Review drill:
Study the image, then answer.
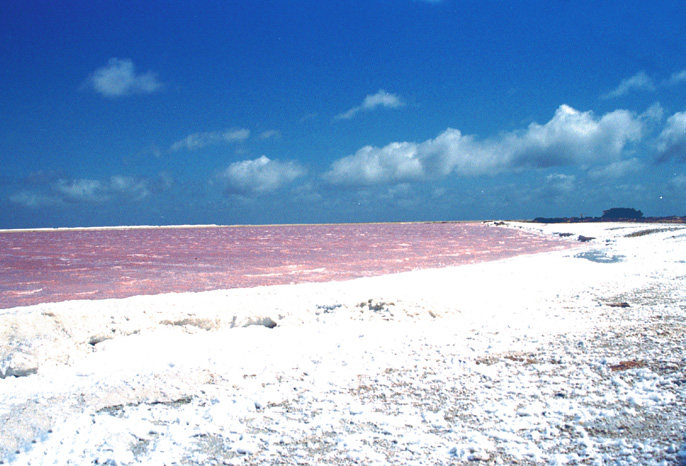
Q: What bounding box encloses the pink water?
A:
[0,222,576,309]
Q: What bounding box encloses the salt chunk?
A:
[235,438,260,455]
[0,351,39,378]
[516,402,543,417]
[422,410,448,429]
[348,403,365,415]
[449,445,490,461]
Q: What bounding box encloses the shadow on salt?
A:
[574,249,625,264]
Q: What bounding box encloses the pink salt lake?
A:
[0,222,576,309]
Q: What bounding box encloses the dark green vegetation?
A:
[533,207,686,224]
[601,208,643,219]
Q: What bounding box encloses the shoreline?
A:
[1,222,685,464]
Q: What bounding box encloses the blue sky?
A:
[2,0,686,228]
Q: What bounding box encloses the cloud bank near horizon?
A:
[10,174,172,208]
[11,102,686,214]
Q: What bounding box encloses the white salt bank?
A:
[1,222,685,465]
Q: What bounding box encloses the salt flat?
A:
[1,222,685,465]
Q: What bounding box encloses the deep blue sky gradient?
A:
[2,1,686,227]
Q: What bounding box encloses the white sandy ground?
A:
[1,222,685,465]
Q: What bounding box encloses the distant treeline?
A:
[533,208,686,224]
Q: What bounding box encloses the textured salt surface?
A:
[1,221,685,465]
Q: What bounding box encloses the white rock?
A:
[0,351,39,378]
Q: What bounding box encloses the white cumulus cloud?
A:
[669,174,686,190]
[53,176,153,203]
[11,174,170,209]
[506,105,643,168]
[656,111,686,162]
[539,173,577,199]
[9,191,60,208]
[640,102,664,122]
[54,179,108,203]
[667,69,686,86]
[85,58,163,98]
[602,71,656,99]
[324,142,424,186]
[336,89,405,120]
[170,128,250,152]
[108,176,151,200]
[217,156,306,195]
[260,130,281,140]
[325,104,644,187]
[587,158,642,179]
